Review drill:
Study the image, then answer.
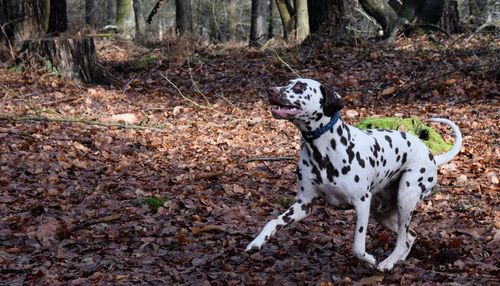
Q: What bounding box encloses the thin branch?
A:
[0,115,164,132]
[159,72,220,113]
[267,48,301,78]
[40,95,83,106]
[59,213,122,238]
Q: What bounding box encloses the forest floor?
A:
[0,33,499,285]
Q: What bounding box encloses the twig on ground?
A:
[0,115,164,132]
[244,156,296,163]
[159,72,220,112]
[68,213,122,233]
[41,95,83,106]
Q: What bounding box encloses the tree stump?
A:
[18,36,119,85]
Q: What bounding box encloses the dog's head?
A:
[267,78,344,130]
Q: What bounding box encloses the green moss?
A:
[133,55,161,70]
[143,196,167,211]
[274,195,295,209]
[354,117,453,155]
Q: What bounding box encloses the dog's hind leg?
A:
[377,167,435,271]
[246,195,315,251]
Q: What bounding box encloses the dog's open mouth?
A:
[271,104,301,119]
[269,98,301,119]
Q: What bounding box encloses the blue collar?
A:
[301,112,341,141]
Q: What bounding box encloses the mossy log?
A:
[18,36,119,85]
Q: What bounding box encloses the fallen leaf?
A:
[36,217,60,247]
[353,275,384,286]
[381,86,395,96]
[191,224,225,235]
[443,78,457,85]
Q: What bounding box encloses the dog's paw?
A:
[377,259,395,272]
[245,238,265,252]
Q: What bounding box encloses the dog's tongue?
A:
[271,106,301,118]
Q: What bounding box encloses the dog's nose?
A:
[267,87,279,97]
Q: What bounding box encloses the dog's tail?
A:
[426,118,462,166]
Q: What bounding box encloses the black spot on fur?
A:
[418,177,423,182]
[331,139,336,150]
[384,135,393,148]
[356,152,365,168]
[346,143,355,163]
[296,166,302,181]
[401,132,407,139]
[292,81,307,94]
[369,157,375,168]
[428,177,434,182]
[359,226,364,233]
[342,165,351,175]
[401,153,407,165]
[372,139,381,158]
[395,147,399,154]
[406,241,410,248]
[406,181,410,187]
[420,168,426,173]
[340,136,348,146]
[407,140,411,147]
[396,155,401,162]
[418,182,426,192]
[282,208,295,223]
[302,160,309,167]
[361,196,365,201]
[337,126,343,136]
[419,129,429,140]
[355,175,360,182]
[301,203,313,214]
[429,152,435,162]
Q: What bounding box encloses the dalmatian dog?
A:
[246,78,462,271]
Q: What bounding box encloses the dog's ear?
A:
[320,85,344,117]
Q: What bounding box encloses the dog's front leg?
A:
[352,195,377,266]
[245,196,314,251]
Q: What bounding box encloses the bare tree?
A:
[249,0,269,47]
[176,0,193,34]
[294,0,309,42]
[117,0,136,39]
[48,0,68,33]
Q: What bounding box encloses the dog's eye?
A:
[292,82,307,94]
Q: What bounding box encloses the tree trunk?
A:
[227,0,237,41]
[268,0,275,38]
[439,0,461,33]
[249,0,269,47]
[133,0,146,38]
[307,0,346,33]
[275,0,293,39]
[116,0,136,39]
[175,0,193,34]
[85,0,98,26]
[18,37,101,83]
[0,0,46,44]
[358,0,400,38]
[47,0,68,34]
[294,0,309,43]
